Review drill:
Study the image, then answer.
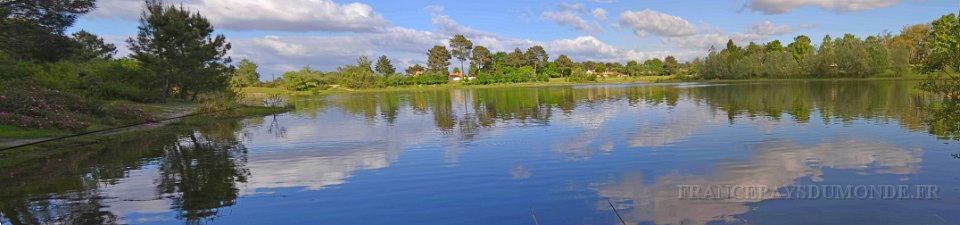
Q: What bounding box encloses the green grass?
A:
[0,125,73,139]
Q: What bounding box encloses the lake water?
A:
[2,80,959,225]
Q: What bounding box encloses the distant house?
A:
[449,72,465,81]
[599,71,625,78]
[413,71,424,76]
[586,70,625,77]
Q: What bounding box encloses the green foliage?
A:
[525,45,548,73]
[375,55,396,75]
[554,54,574,77]
[230,59,260,88]
[405,64,425,75]
[642,58,664,75]
[282,66,328,91]
[71,30,117,60]
[427,45,451,73]
[449,34,473,75]
[700,32,911,79]
[0,0,95,62]
[917,12,960,96]
[128,1,233,102]
[507,48,526,67]
[664,56,680,75]
[565,67,597,83]
[471,46,491,71]
[469,66,546,84]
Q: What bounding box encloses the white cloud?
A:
[589,0,618,3]
[662,33,732,50]
[661,21,796,50]
[798,23,817,29]
[424,5,445,13]
[619,9,698,37]
[87,0,390,32]
[544,36,703,63]
[592,8,608,20]
[744,0,901,14]
[558,2,586,12]
[542,11,604,34]
[748,20,794,36]
[542,3,605,34]
[230,27,438,74]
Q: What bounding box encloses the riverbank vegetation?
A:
[0,0,281,140]
[268,34,692,93]
[265,10,960,97]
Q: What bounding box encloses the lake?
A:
[1,80,958,225]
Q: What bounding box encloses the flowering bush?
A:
[0,86,155,131]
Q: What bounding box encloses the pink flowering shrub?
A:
[0,87,155,130]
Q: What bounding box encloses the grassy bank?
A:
[243,73,932,96]
[244,76,671,95]
[0,99,291,148]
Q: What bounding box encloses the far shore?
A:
[244,74,928,96]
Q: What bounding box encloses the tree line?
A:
[278,34,691,91]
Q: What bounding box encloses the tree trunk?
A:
[161,78,171,104]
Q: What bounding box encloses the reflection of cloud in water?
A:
[629,100,724,147]
[552,102,622,160]
[239,107,435,194]
[511,165,532,180]
[243,144,397,193]
[597,138,923,225]
[100,167,174,223]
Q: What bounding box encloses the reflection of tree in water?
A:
[0,117,252,225]
[156,120,250,224]
[926,99,960,141]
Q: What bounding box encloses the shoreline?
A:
[0,105,289,149]
[246,75,928,95]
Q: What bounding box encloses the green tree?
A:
[405,64,425,75]
[889,42,911,76]
[471,45,491,71]
[375,55,396,75]
[506,48,525,67]
[787,35,814,62]
[764,40,785,53]
[524,45,548,73]
[815,35,837,77]
[625,60,640,76]
[71,29,117,60]
[449,34,473,76]
[595,64,606,73]
[554,54,574,77]
[128,1,233,102]
[0,0,95,61]
[891,24,931,64]
[864,35,889,75]
[427,45,451,73]
[919,12,960,97]
[231,58,259,87]
[664,56,680,75]
[643,58,664,75]
[835,34,869,77]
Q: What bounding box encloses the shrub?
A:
[0,86,156,131]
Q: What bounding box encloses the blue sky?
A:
[72,0,957,77]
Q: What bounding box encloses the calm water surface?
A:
[2,80,959,224]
